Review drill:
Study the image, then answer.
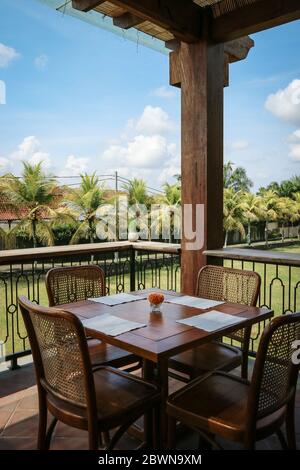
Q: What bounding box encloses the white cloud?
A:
[265,79,300,125]
[158,158,180,184]
[103,134,174,169]
[29,151,52,168]
[229,140,249,151]
[34,54,48,70]
[0,157,9,169]
[151,86,175,99]
[101,105,180,185]
[288,129,300,161]
[64,155,90,175]
[12,136,52,168]
[134,106,177,135]
[0,43,19,68]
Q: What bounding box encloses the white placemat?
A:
[176,310,246,332]
[88,292,147,306]
[166,295,224,310]
[82,314,146,337]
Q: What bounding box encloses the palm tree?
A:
[122,178,149,206]
[122,178,150,239]
[293,192,300,239]
[0,162,65,248]
[224,161,253,192]
[152,183,181,242]
[65,173,106,244]
[277,196,299,241]
[223,188,245,247]
[257,189,281,246]
[241,192,265,246]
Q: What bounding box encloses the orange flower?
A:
[148,292,164,305]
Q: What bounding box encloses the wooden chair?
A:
[167,312,300,450]
[169,265,261,381]
[45,265,139,370]
[18,296,160,450]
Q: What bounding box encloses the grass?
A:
[1,244,299,358]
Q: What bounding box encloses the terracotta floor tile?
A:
[2,409,39,438]
[0,437,37,450]
[51,437,89,450]
[0,410,13,433]
[0,362,299,450]
[54,421,88,438]
[16,393,39,411]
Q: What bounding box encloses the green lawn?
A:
[1,244,299,359]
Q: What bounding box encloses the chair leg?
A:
[45,417,58,450]
[152,405,160,450]
[167,416,176,449]
[103,431,110,447]
[286,400,297,450]
[37,396,48,450]
[241,351,249,380]
[144,409,154,449]
[88,430,99,450]
[276,428,288,450]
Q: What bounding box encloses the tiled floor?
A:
[0,363,299,450]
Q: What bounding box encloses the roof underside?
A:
[38,0,300,53]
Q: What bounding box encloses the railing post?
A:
[10,356,20,371]
[130,248,136,292]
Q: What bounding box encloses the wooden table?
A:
[60,289,274,446]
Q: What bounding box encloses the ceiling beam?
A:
[73,0,203,42]
[170,36,254,89]
[113,12,143,29]
[72,0,106,12]
[212,0,300,42]
[224,36,254,63]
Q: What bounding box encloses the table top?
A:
[61,289,274,363]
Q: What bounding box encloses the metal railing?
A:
[0,241,180,368]
[205,247,300,354]
[1,242,299,368]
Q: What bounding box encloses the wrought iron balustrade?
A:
[0,241,180,368]
[205,247,300,355]
[1,242,299,368]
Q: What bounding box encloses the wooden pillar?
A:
[170,40,224,295]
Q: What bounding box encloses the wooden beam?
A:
[171,42,224,294]
[224,36,254,63]
[212,0,300,42]
[169,50,181,88]
[72,0,105,12]
[223,53,229,87]
[113,12,143,29]
[165,39,180,52]
[170,36,252,89]
[93,0,203,42]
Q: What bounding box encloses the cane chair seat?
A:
[167,313,300,450]
[169,342,242,380]
[169,265,261,381]
[167,372,287,443]
[45,265,139,370]
[47,366,160,432]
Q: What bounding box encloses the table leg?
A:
[142,359,157,447]
[156,357,169,448]
[143,358,169,448]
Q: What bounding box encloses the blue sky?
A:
[0,0,300,191]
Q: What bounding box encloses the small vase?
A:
[150,302,162,313]
[128,232,139,242]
